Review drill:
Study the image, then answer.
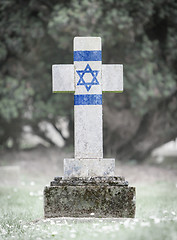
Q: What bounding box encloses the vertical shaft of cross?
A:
[74,37,103,160]
[52,36,123,177]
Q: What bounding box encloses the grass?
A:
[0,178,177,240]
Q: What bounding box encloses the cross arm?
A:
[102,64,123,92]
[52,64,74,93]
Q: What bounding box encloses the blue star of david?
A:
[76,64,100,92]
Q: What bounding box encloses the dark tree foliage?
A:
[0,0,176,161]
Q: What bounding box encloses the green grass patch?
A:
[0,181,177,240]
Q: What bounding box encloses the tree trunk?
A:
[103,90,177,161]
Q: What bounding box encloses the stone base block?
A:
[64,158,115,178]
[44,177,136,218]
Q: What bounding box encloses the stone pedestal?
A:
[44,177,136,218]
[64,158,115,178]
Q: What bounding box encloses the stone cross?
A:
[52,37,123,178]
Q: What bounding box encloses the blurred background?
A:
[0,0,177,166]
[1,2,177,238]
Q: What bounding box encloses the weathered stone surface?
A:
[74,37,103,159]
[52,37,124,178]
[52,64,74,92]
[47,37,136,219]
[64,158,115,178]
[51,176,128,187]
[44,177,136,218]
[51,176,128,186]
[102,64,123,92]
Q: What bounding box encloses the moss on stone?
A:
[44,179,136,218]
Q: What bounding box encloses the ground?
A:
[0,147,177,240]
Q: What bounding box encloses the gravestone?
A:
[44,37,136,218]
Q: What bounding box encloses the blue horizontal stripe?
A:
[74,94,102,105]
[74,51,102,61]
